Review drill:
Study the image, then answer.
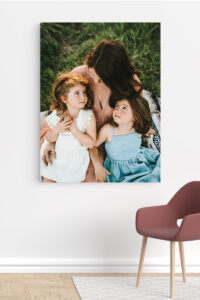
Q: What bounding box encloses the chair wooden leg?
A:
[136,236,148,287]
[179,242,186,282]
[170,241,175,298]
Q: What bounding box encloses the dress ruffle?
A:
[105,147,160,182]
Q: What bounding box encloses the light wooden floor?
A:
[0,273,199,300]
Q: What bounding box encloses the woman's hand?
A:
[94,163,111,182]
[145,127,156,137]
[42,142,56,166]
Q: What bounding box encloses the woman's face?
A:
[113,100,134,125]
[88,68,101,84]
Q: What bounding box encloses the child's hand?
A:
[54,115,71,134]
[66,116,78,133]
[94,163,111,182]
[145,127,156,137]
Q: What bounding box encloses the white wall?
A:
[0,1,200,273]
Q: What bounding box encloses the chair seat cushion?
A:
[138,225,180,241]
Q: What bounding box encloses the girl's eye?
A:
[75,91,79,95]
[122,106,127,110]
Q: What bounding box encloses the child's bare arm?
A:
[95,124,112,147]
[69,112,96,148]
[89,124,112,182]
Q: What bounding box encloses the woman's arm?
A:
[89,124,112,182]
[133,73,143,96]
[40,118,50,148]
[133,73,141,84]
[45,129,59,143]
[89,147,111,182]
[89,125,109,172]
[42,142,56,166]
[68,112,96,148]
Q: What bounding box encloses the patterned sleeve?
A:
[85,110,93,128]
[142,90,161,152]
[45,110,60,129]
[80,109,93,132]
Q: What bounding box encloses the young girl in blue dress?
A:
[90,95,160,182]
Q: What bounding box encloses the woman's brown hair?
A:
[112,95,152,135]
[85,39,142,107]
[50,72,93,113]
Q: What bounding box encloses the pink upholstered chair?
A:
[136,181,200,298]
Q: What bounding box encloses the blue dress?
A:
[104,128,160,182]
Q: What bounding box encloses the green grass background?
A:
[40,23,160,111]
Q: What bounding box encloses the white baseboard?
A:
[0,258,200,273]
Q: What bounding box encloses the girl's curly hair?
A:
[112,94,152,135]
[50,72,93,113]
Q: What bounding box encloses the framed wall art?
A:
[40,23,160,183]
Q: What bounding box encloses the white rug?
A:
[73,276,200,300]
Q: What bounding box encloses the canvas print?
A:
[40,23,160,183]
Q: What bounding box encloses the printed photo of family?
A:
[40,23,161,183]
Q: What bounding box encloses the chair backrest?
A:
[168,181,200,219]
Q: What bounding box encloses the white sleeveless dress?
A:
[40,109,93,182]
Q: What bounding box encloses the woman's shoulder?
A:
[72,64,86,72]
[71,65,90,80]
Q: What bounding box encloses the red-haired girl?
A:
[40,72,96,182]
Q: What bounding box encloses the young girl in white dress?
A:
[40,72,96,182]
